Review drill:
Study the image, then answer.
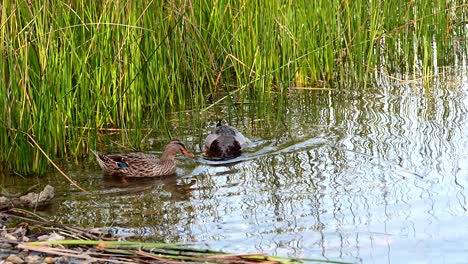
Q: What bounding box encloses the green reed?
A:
[0,0,466,175]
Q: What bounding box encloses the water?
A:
[2,72,468,263]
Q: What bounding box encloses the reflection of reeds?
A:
[0,0,465,174]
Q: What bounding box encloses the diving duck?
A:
[203,121,250,160]
[91,139,194,177]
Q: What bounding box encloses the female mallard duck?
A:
[203,121,250,160]
[91,139,194,177]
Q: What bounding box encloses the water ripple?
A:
[16,71,468,263]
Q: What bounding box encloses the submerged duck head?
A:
[203,121,250,160]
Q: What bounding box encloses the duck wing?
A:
[105,153,159,168]
[92,151,157,169]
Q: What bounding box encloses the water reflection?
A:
[4,71,468,263]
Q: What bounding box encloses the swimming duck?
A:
[203,121,250,160]
[91,139,194,177]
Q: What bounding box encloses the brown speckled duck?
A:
[203,121,250,160]
[91,139,194,177]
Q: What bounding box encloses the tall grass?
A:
[0,0,466,175]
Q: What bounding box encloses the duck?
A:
[203,120,250,160]
[91,139,194,177]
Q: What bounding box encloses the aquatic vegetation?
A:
[0,0,466,174]
[1,209,352,263]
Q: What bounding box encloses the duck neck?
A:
[160,152,175,161]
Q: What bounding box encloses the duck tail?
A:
[90,150,108,169]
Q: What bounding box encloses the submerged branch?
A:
[5,128,87,192]
[26,133,88,192]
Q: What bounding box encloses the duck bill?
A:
[182,149,195,158]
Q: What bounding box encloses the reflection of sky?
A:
[7,71,467,263]
[181,75,468,262]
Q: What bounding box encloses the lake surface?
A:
[2,70,468,263]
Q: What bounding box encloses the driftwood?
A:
[0,185,54,210]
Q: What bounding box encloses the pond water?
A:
[2,70,468,263]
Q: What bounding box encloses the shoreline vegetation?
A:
[1,1,467,174]
[0,209,351,264]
